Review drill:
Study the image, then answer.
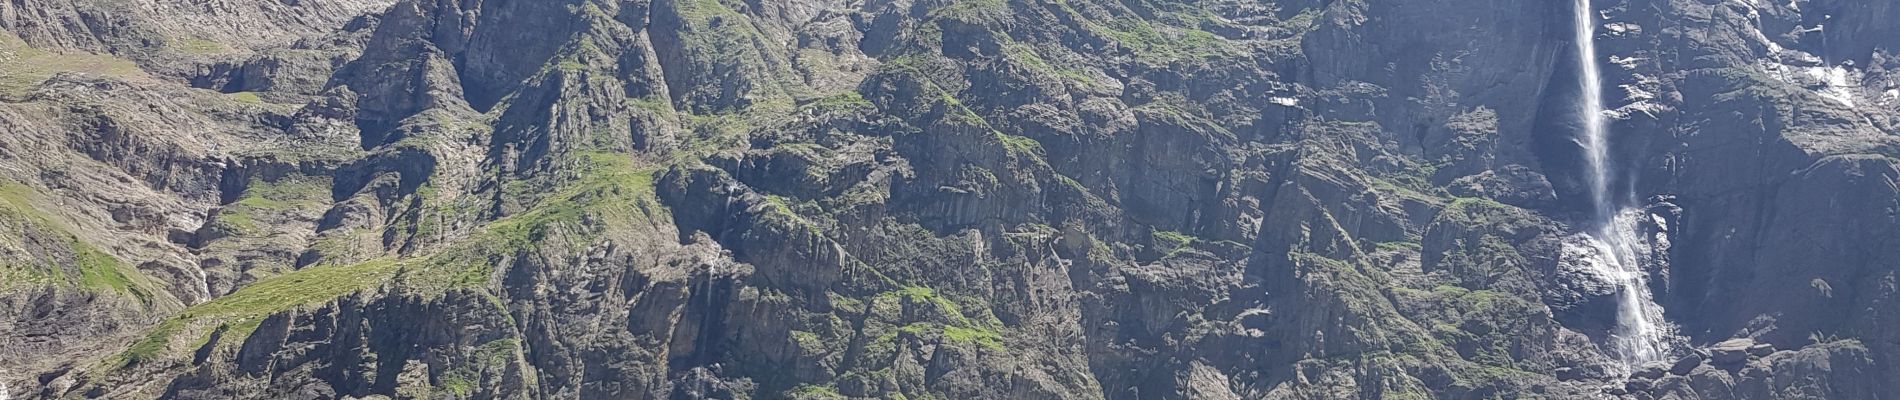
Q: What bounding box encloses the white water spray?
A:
[1573,0,1671,366]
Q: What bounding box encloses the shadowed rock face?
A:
[1,0,1896,398]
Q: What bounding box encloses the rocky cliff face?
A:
[1,0,1896,399]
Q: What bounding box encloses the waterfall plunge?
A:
[1572,0,1672,366]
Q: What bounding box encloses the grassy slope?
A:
[0,32,149,98]
[0,180,164,302]
[113,150,667,368]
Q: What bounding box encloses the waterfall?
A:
[1575,0,1612,219]
[1572,0,1672,365]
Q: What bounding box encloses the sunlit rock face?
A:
[1,0,1897,398]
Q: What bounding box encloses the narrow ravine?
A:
[1572,0,1673,366]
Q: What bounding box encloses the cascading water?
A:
[1571,0,1672,366]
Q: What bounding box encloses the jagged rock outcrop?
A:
[2,0,1898,399]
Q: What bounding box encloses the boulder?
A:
[1626,378,1654,392]
[1554,367,1586,381]
[1748,343,1776,357]
[1631,362,1668,380]
[1670,353,1704,375]
[1710,338,1755,364]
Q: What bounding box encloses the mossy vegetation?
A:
[761,193,826,231]
[1151,230,1202,258]
[663,0,798,110]
[1277,8,1322,32]
[1000,40,1103,89]
[996,132,1043,156]
[1441,196,1515,223]
[398,150,664,293]
[1364,158,1449,205]
[1151,230,1193,248]
[435,338,523,396]
[942,324,1005,350]
[868,285,1007,351]
[1401,284,1545,370]
[787,384,846,399]
[1283,246,1557,393]
[1085,17,1233,63]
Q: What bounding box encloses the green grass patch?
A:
[942,325,1004,351]
[876,285,1008,351]
[438,374,476,397]
[787,384,846,399]
[236,177,329,209]
[1085,17,1233,63]
[1000,40,1102,89]
[0,181,159,301]
[0,31,148,97]
[174,38,228,54]
[1152,230,1193,247]
[1447,196,1510,211]
[790,330,825,351]
[1151,230,1199,258]
[119,257,402,366]
[435,337,522,396]
[226,91,265,104]
[1374,240,1423,252]
[212,176,330,236]
[116,151,666,370]
[1279,8,1321,32]
[395,150,665,293]
[70,239,140,297]
[997,132,1043,156]
[933,0,1009,24]
[1438,196,1515,224]
[881,285,966,322]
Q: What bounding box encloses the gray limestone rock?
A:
[3,0,1900,398]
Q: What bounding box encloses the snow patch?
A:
[1604,22,1642,37]
[1804,65,1859,107]
[1767,60,1865,108]
[1607,74,1665,120]
[1268,97,1298,107]
[1610,55,1647,70]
